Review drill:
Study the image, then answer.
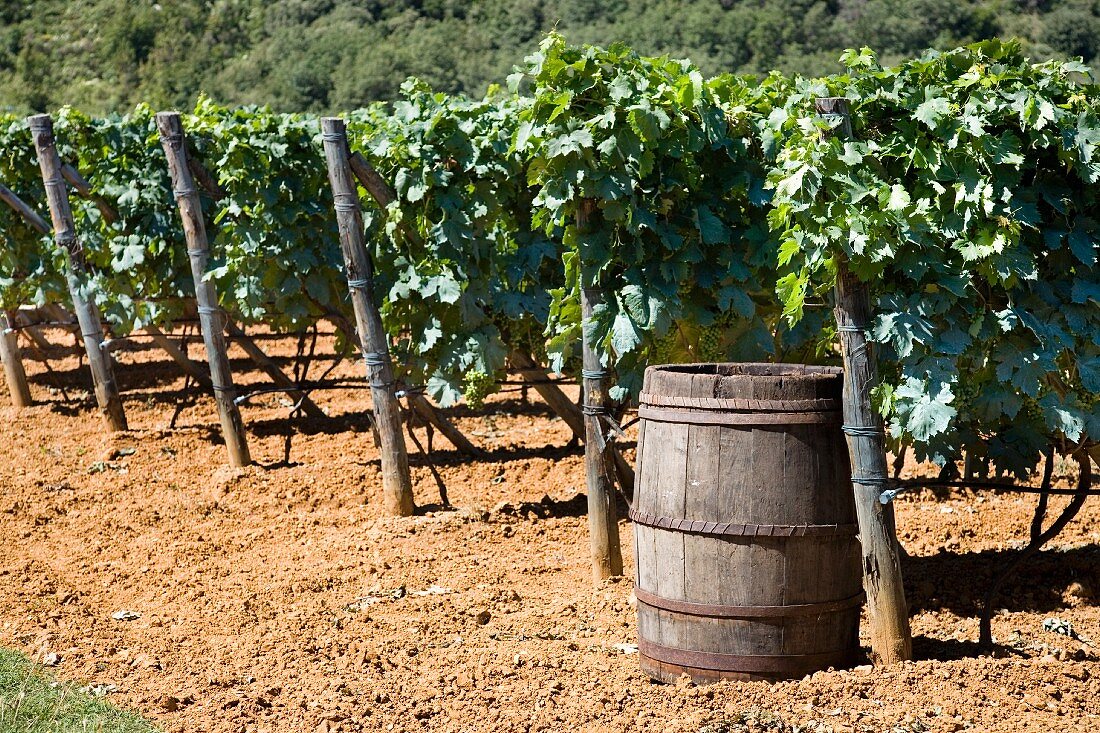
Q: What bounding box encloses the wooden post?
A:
[28,114,128,431]
[155,112,250,467]
[816,97,912,665]
[0,181,51,234]
[223,320,328,419]
[346,151,484,458]
[144,324,212,389]
[578,200,623,581]
[136,151,322,414]
[0,311,32,406]
[321,117,414,516]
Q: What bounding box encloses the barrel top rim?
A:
[645,362,842,379]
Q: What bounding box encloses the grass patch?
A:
[0,647,158,733]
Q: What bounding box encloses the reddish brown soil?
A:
[1,329,1098,733]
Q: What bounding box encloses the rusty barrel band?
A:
[628,507,858,538]
[634,586,865,619]
[637,405,840,426]
[638,639,860,675]
[639,392,840,412]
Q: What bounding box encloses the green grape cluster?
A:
[652,332,679,364]
[697,324,726,362]
[462,370,497,410]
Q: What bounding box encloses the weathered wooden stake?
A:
[0,181,51,234]
[816,97,912,665]
[578,200,623,582]
[28,114,128,431]
[0,311,32,406]
[346,150,483,458]
[144,324,212,389]
[156,112,250,467]
[509,348,634,497]
[321,117,414,516]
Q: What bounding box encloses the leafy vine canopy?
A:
[1,36,1098,479]
[769,40,1100,476]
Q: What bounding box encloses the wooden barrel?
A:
[632,363,863,683]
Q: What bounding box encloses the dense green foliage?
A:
[347,84,555,405]
[187,99,346,329]
[3,1,1100,114]
[0,35,1097,479]
[0,103,348,333]
[769,39,1100,475]
[513,36,814,398]
[0,647,158,733]
[0,118,64,309]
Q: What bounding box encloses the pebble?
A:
[111,610,141,621]
[1022,693,1045,709]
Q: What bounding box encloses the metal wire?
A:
[842,424,883,437]
[880,479,1100,505]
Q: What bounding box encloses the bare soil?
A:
[1,329,1098,733]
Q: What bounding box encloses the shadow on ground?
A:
[902,545,1099,616]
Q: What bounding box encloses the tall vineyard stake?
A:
[816,98,912,664]
[0,311,32,406]
[28,114,128,431]
[320,117,414,516]
[345,151,484,459]
[174,154,329,420]
[578,199,623,581]
[46,162,223,391]
[155,112,251,467]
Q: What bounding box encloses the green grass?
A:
[0,648,158,733]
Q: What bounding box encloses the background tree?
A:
[1,1,1099,113]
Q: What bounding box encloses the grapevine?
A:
[0,36,1095,483]
[768,40,1100,476]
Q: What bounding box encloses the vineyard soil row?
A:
[0,330,1097,733]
